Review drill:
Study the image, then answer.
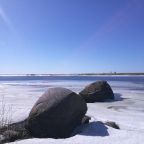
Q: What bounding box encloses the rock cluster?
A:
[0,81,115,143]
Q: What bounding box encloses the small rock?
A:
[81,116,91,124]
[3,130,20,142]
[105,121,120,129]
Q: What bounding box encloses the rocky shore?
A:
[0,81,120,143]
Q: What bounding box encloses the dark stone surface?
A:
[26,87,87,138]
[81,115,91,124]
[105,121,120,129]
[79,81,114,103]
[2,130,23,143]
[0,120,31,144]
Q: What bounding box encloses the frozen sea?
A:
[0,75,144,144]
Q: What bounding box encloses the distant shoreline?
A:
[0,73,144,76]
[78,73,144,76]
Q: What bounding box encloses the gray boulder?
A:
[79,81,114,103]
[26,87,87,138]
[0,120,30,144]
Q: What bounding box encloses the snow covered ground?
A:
[0,78,144,144]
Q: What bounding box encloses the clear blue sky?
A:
[0,0,144,74]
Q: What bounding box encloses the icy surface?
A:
[0,77,144,144]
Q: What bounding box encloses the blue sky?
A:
[0,0,144,74]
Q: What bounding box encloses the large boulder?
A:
[79,81,114,103]
[26,87,87,138]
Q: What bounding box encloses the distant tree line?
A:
[79,72,144,76]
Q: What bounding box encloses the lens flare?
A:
[0,5,17,34]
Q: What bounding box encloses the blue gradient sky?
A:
[0,0,144,74]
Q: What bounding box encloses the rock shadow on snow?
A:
[114,93,124,101]
[73,121,109,137]
[105,93,125,103]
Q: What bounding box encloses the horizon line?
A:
[0,72,144,75]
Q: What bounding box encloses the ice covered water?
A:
[0,75,144,144]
